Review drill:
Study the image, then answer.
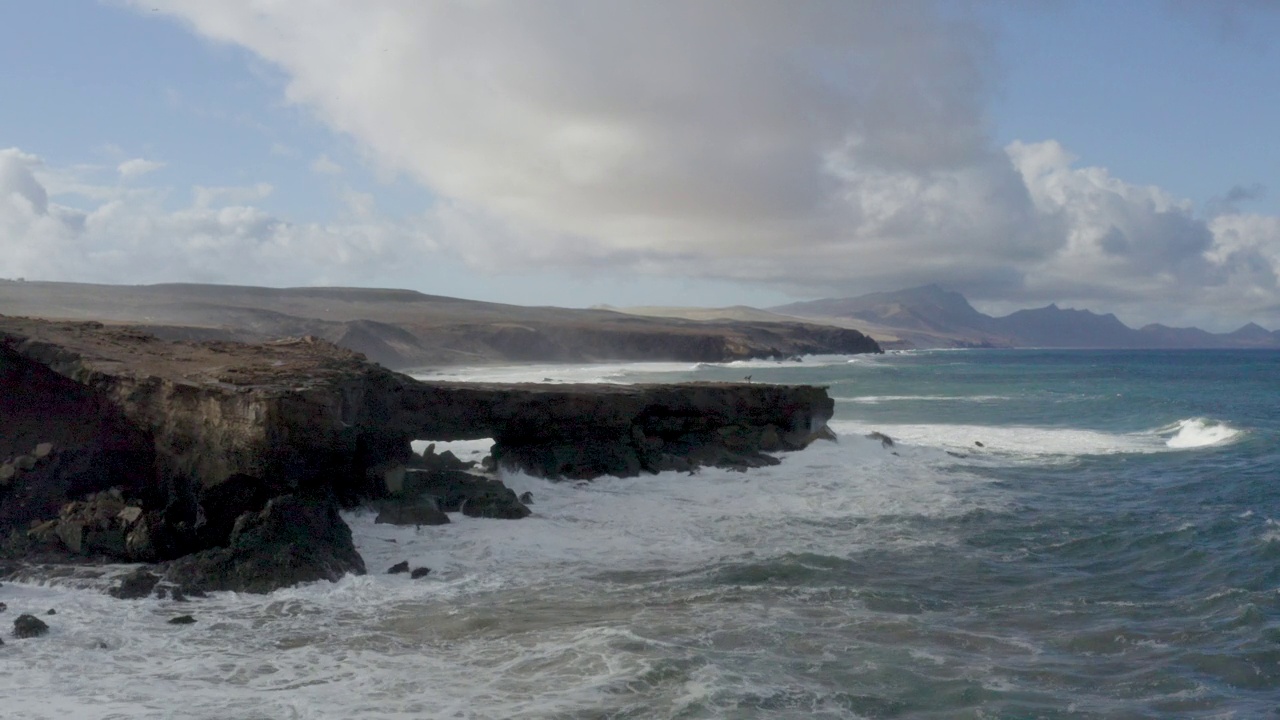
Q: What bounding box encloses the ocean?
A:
[2,349,1278,718]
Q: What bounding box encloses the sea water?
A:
[2,349,1278,718]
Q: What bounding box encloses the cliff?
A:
[0,316,836,589]
[0,281,883,368]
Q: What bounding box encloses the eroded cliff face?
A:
[1,317,837,583]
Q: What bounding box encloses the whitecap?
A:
[1160,417,1241,449]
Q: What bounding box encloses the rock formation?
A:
[1,316,841,592]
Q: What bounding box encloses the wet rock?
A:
[375,499,450,527]
[164,494,366,594]
[867,431,895,448]
[109,568,161,600]
[402,470,530,520]
[0,602,7,612]
[154,586,167,599]
[168,615,196,625]
[46,609,55,615]
[13,613,49,638]
[415,445,475,472]
[196,473,280,549]
[387,560,409,574]
[974,441,985,447]
[518,491,533,504]
[410,567,431,579]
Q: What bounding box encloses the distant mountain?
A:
[772,285,1280,350]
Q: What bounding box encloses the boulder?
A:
[109,568,160,599]
[168,615,196,625]
[402,470,530,520]
[46,491,148,560]
[164,494,366,594]
[375,499,450,526]
[13,613,49,638]
[387,561,409,574]
[410,567,430,579]
[518,491,533,504]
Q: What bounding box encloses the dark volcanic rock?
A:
[867,431,894,448]
[168,615,196,625]
[387,560,409,574]
[196,473,280,549]
[13,613,49,638]
[110,568,161,600]
[375,499,450,526]
[518,491,533,504]
[403,470,530,519]
[410,567,430,579]
[164,494,366,594]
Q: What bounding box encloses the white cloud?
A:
[192,182,274,209]
[0,147,434,287]
[310,154,343,176]
[51,2,1280,326]
[117,158,166,179]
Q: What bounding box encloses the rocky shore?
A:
[1,316,841,597]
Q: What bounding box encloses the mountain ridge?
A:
[772,285,1280,349]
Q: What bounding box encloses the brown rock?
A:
[56,519,85,554]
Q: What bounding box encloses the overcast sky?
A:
[2,1,1278,330]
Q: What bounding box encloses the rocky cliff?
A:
[1,316,836,591]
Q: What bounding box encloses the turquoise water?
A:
[4,350,1278,719]
[605,349,1280,718]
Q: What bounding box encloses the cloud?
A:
[117,158,166,179]
[0,147,433,287]
[76,2,1280,327]
[310,154,343,176]
[1207,183,1266,217]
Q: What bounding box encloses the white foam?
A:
[846,395,1013,405]
[832,416,1242,463]
[0,437,1000,718]
[1161,417,1241,449]
[408,437,494,458]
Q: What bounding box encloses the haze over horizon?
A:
[3,1,1279,332]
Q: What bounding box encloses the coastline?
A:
[1,316,851,596]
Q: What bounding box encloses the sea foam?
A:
[1160,417,1241,449]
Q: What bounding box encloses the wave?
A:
[1158,417,1242,449]
[845,395,1012,405]
[831,416,1243,461]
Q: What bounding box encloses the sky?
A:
[1,1,1279,331]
